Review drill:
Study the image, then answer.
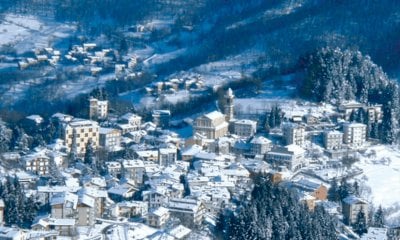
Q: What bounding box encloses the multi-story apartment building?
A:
[122,160,145,185]
[282,123,306,146]
[142,189,168,210]
[76,195,96,226]
[89,98,108,120]
[250,136,272,155]
[343,123,367,147]
[342,195,368,225]
[99,128,121,150]
[148,207,170,228]
[51,192,79,219]
[366,105,383,123]
[266,144,306,172]
[152,110,171,128]
[193,111,229,139]
[232,119,257,138]
[158,148,177,167]
[112,201,148,218]
[105,161,122,178]
[118,113,142,129]
[62,119,99,155]
[323,130,343,150]
[339,102,382,123]
[23,151,50,176]
[168,198,206,227]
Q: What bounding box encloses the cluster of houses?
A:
[18,47,62,69]
[144,75,206,96]
[0,88,392,239]
[17,43,140,79]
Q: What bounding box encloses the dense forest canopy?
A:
[216,174,337,240]
[298,47,393,104]
[298,47,400,143]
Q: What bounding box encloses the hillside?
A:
[0,0,400,115]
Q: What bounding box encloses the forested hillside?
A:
[216,174,337,240]
[1,0,400,119]
[298,47,400,144]
[2,0,400,74]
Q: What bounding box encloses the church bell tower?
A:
[223,88,234,121]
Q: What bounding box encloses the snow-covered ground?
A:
[106,223,158,239]
[192,48,263,87]
[227,0,306,30]
[355,145,400,208]
[0,14,81,105]
[0,14,76,54]
[60,73,114,99]
[161,44,266,89]
[234,98,336,117]
[143,48,187,66]
[0,70,114,105]
[163,90,191,104]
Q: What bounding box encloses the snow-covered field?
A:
[0,14,80,104]
[234,98,336,117]
[143,48,187,66]
[0,14,76,54]
[192,48,263,87]
[227,0,306,30]
[355,145,400,208]
[164,45,265,89]
[60,73,114,99]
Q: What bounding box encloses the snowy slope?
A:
[355,145,400,208]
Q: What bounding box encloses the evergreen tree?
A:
[349,110,357,122]
[265,123,270,135]
[268,105,284,128]
[328,178,340,202]
[0,120,12,153]
[356,108,366,124]
[274,105,283,127]
[48,158,64,186]
[23,195,40,228]
[119,37,129,55]
[1,176,39,228]
[43,121,56,143]
[84,139,95,165]
[373,205,385,228]
[268,109,276,128]
[179,174,191,197]
[353,209,368,236]
[339,179,352,201]
[68,128,79,166]
[11,126,29,151]
[353,181,360,197]
[381,104,396,144]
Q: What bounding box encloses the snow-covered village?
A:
[0,84,397,239]
[0,1,400,240]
